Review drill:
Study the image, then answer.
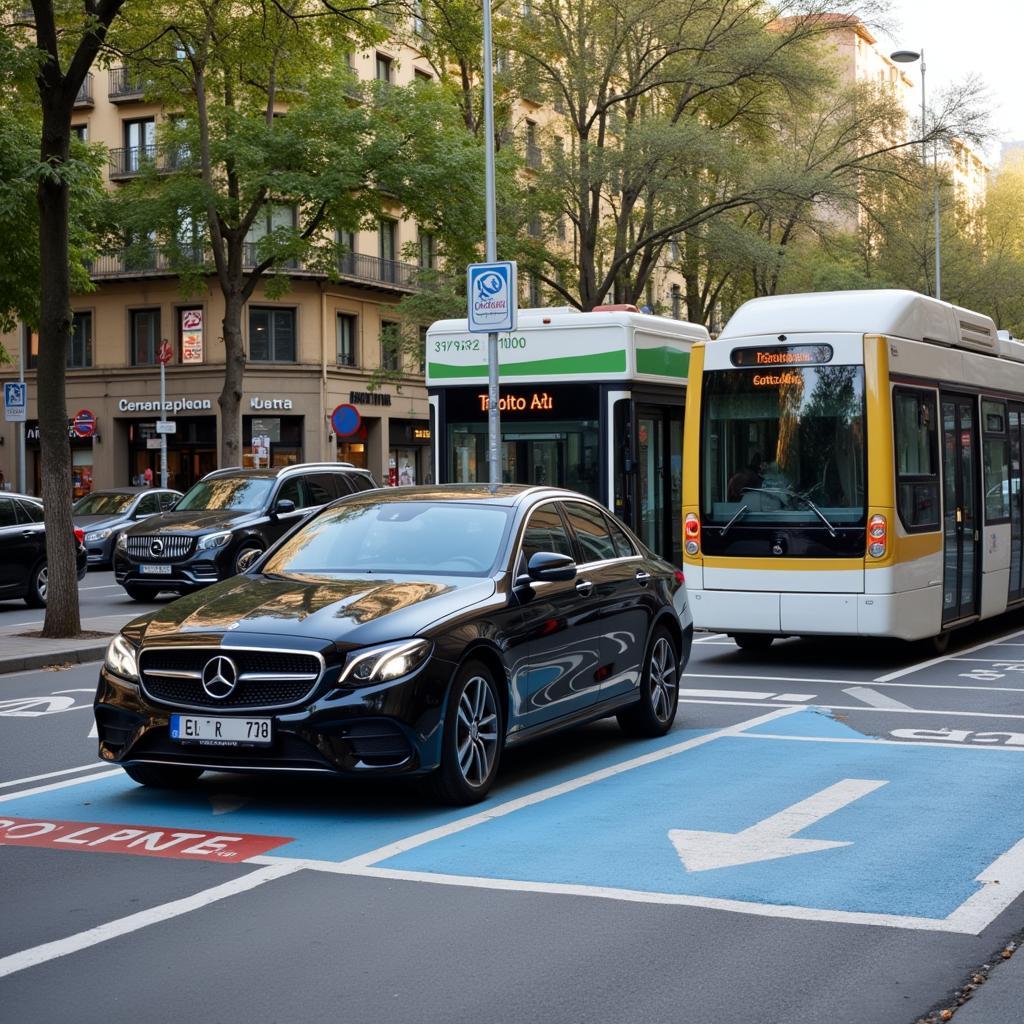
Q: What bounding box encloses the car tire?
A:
[233,542,263,575]
[424,659,504,806]
[732,632,774,652]
[123,583,151,602]
[617,626,680,738]
[24,561,47,608]
[123,764,204,788]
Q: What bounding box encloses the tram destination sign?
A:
[731,344,834,367]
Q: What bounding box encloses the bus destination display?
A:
[730,344,833,368]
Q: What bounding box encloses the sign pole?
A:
[482,0,500,489]
[18,328,26,494]
[159,348,168,488]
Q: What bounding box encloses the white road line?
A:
[0,862,299,980]
[678,689,815,702]
[0,763,110,791]
[951,657,1024,663]
[843,687,914,711]
[734,732,1024,753]
[947,836,1024,934]
[684,672,1024,695]
[0,768,121,803]
[874,629,1024,682]
[775,693,817,702]
[78,585,123,592]
[678,698,1024,720]
[334,707,802,872]
[88,721,98,739]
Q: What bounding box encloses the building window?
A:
[525,120,541,169]
[671,284,681,320]
[68,312,92,368]
[71,124,88,142]
[414,68,432,83]
[381,320,400,371]
[249,307,296,363]
[245,204,297,267]
[418,325,427,374]
[412,0,425,36]
[130,308,161,366]
[379,217,398,263]
[123,117,156,172]
[418,231,436,270]
[337,313,357,367]
[556,215,566,240]
[375,53,393,83]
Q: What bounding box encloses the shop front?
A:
[124,415,217,492]
[388,419,433,485]
[26,419,97,500]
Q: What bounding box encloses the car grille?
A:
[126,534,195,560]
[139,647,323,711]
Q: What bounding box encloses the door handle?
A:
[575,579,594,596]
[21,530,35,538]
[635,570,651,586]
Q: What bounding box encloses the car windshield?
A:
[175,477,274,512]
[263,500,512,577]
[73,492,136,515]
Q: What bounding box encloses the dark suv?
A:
[113,463,377,600]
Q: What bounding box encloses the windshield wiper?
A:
[789,492,837,537]
[720,504,749,537]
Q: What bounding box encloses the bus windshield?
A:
[701,364,866,527]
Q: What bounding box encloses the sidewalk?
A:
[0,613,136,674]
[944,947,1022,1023]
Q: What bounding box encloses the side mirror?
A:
[274,499,297,516]
[527,551,577,583]
[236,547,261,573]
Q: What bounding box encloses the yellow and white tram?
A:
[682,289,1023,647]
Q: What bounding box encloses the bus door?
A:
[941,393,980,622]
[635,404,683,565]
[1008,404,1024,602]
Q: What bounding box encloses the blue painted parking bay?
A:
[6,710,1024,932]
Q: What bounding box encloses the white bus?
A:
[682,288,1021,649]
[427,305,709,563]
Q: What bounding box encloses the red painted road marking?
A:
[0,817,292,861]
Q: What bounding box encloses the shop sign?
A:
[72,409,97,438]
[478,391,553,413]
[250,397,293,410]
[349,391,391,407]
[181,309,204,364]
[25,420,91,442]
[331,403,362,438]
[118,398,212,413]
[413,428,431,440]
[250,418,281,443]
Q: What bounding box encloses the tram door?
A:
[941,394,980,623]
[634,404,684,565]
[1008,404,1024,603]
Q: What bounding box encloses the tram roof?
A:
[719,289,999,353]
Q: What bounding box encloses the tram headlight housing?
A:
[868,514,887,558]
[684,514,701,557]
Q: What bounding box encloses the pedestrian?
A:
[143,465,153,487]
[0,469,5,491]
[727,452,763,501]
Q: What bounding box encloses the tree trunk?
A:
[218,291,245,467]
[37,104,81,638]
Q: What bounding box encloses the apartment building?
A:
[0,41,445,497]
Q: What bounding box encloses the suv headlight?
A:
[85,528,113,543]
[197,530,233,552]
[104,633,140,682]
[339,639,432,687]
[116,532,128,551]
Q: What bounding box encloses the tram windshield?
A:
[701,364,866,526]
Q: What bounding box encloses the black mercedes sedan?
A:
[94,485,693,804]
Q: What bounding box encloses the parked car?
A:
[73,488,181,568]
[95,485,693,804]
[112,462,377,600]
[0,492,88,607]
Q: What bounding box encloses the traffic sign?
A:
[155,420,176,434]
[157,339,173,365]
[331,404,361,438]
[3,382,26,422]
[71,409,96,438]
[467,261,517,333]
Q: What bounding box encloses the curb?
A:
[0,644,109,676]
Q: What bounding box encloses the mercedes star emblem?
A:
[201,655,239,699]
[150,538,164,556]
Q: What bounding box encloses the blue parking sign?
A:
[3,381,27,423]
[467,261,517,333]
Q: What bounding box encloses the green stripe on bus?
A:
[428,349,628,379]
[635,346,690,378]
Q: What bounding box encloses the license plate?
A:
[140,563,173,575]
[169,714,272,746]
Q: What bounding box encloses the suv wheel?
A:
[25,562,47,607]
[123,764,204,788]
[233,542,264,575]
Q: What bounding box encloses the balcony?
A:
[74,74,93,108]
[108,67,147,102]
[88,247,193,279]
[338,252,423,291]
[108,145,192,180]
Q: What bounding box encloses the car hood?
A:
[122,509,254,535]
[74,514,126,530]
[131,572,499,647]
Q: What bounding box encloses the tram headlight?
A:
[868,514,887,558]
[684,513,701,557]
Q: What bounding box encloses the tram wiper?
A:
[720,504,749,537]
[789,492,837,538]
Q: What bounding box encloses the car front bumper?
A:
[113,552,225,590]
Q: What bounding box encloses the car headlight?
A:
[104,633,140,683]
[85,528,113,543]
[339,639,432,687]
[197,530,233,551]
[116,532,128,551]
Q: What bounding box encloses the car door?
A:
[560,500,654,703]
[133,491,162,521]
[517,501,606,729]
[0,496,39,594]
[266,476,308,543]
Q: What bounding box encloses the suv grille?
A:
[126,534,195,560]
[139,648,323,710]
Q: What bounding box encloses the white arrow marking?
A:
[669,778,888,872]
[87,721,98,739]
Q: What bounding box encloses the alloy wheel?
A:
[455,675,499,787]
[37,565,48,602]
[649,636,677,723]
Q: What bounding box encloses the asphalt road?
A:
[3,618,1024,1023]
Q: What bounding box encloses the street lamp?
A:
[891,47,941,300]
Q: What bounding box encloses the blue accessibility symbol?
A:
[467,261,517,333]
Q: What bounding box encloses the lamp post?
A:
[891,48,941,300]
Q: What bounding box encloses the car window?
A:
[519,505,574,569]
[0,497,16,528]
[605,514,637,558]
[306,474,338,505]
[276,476,306,509]
[159,492,179,511]
[563,501,618,563]
[17,499,44,524]
[136,493,161,515]
[352,473,375,491]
